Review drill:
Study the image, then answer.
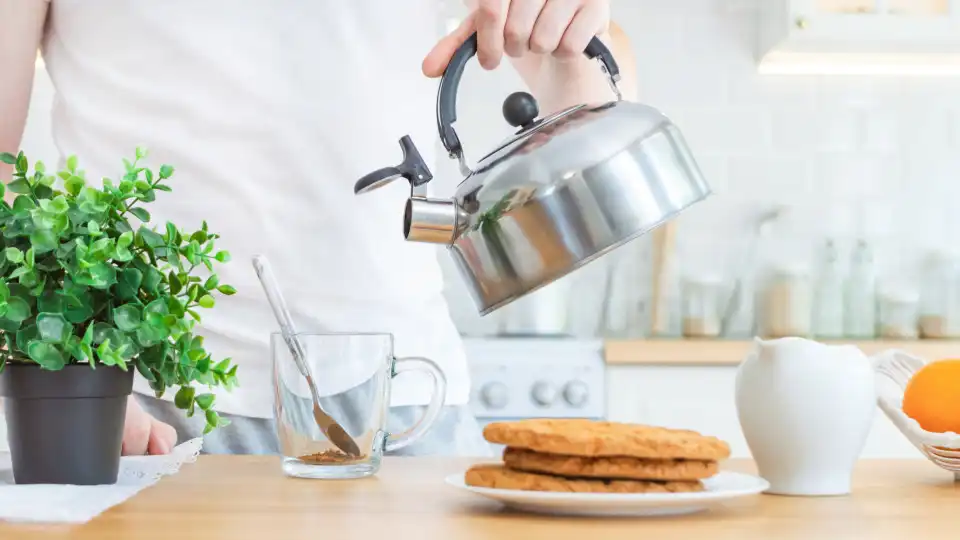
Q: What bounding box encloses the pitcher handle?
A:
[384,356,447,453]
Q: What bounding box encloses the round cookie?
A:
[503,447,719,481]
[483,419,731,460]
[464,464,704,494]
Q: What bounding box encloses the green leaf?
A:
[65,175,85,196]
[0,152,16,165]
[214,251,231,263]
[29,229,59,254]
[138,227,165,248]
[142,267,162,294]
[37,313,72,343]
[168,271,182,295]
[5,248,23,263]
[165,222,179,244]
[63,294,95,324]
[7,179,31,194]
[16,324,38,353]
[37,292,63,313]
[203,274,220,290]
[197,295,215,309]
[130,207,150,222]
[12,195,36,213]
[195,393,216,410]
[66,155,78,172]
[87,221,102,236]
[15,152,28,174]
[217,284,237,296]
[135,146,147,160]
[34,161,45,174]
[136,360,157,382]
[113,304,142,332]
[159,164,174,179]
[27,341,66,370]
[5,297,30,322]
[117,231,134,248]
[82,323,95,345]
[97,338,115,365]
[174,385,195,409]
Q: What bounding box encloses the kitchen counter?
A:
[3,457,958,539]
[605,339,960,365]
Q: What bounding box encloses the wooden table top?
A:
[3,457,959,539]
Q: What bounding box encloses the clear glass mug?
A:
[271,332,447,479]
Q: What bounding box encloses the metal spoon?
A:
[251,255,362,457]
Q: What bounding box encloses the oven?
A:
[463,337,607,455]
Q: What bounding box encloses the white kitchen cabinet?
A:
[606,365,920,459]
[759,0,960,74]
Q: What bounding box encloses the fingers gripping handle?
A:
[437,32,622,156]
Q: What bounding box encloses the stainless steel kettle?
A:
[355,33,711,315]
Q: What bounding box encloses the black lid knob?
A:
[502,92,539,128]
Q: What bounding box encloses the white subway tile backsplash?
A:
[770,107,861,153]
[727,155,813,200]
[673,107,772,156]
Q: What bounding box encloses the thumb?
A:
[422,12,478,78]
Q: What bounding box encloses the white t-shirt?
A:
[40,0,470,418]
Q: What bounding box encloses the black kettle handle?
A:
[437,33,622,157]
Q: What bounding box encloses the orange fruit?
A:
[902,359,960,434]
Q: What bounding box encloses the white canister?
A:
[735,337,876,496]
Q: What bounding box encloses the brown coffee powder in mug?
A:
[299,449,367,464]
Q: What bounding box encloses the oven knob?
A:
[480,382,509,409]
[531,381,557,407]
[563,381,589,408]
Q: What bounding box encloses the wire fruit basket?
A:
[874,349,960,481]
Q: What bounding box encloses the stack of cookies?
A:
[465,419,731,494]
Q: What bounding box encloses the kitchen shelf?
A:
[604,339,960,365]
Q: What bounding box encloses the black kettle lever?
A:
[354,136,433,194]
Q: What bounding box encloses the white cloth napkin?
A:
[0,437,203,524]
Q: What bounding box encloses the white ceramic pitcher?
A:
[735,337,876,496]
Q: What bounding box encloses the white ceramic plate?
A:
[445,471,770,517]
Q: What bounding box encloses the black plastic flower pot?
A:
[0,363,134,485]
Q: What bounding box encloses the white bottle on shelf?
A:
[844,239,877,339]
[812,239,846,339]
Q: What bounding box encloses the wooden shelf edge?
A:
[604,339,960,366]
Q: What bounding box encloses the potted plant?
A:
[0,148,238,485]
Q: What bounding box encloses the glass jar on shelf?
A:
[918,250,960,339]
[681,275,724,339]
[878,287,920,340]
[762,264,813,338]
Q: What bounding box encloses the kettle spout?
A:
[404,197,467,245]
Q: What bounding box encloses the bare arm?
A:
[0,0,48,183]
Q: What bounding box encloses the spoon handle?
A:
[251,255,309,377]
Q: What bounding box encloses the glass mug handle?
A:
[383,356,448,452]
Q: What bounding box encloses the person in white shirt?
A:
[0,0,636,455]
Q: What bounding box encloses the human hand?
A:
[423,0,611,76]
[122,396,177,455]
